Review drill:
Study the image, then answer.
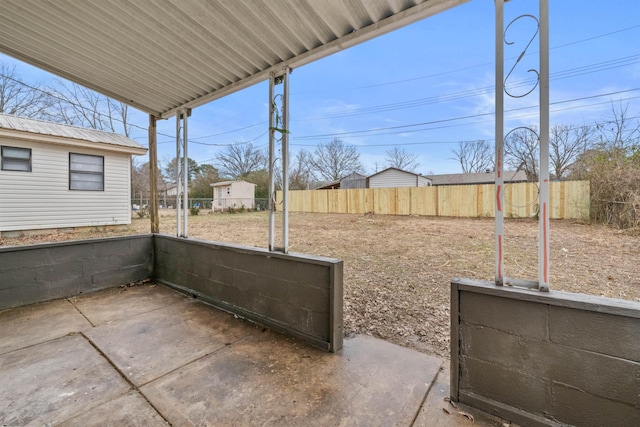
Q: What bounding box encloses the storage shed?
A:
[0,114,147,236]
[366,167,432,188]
[211,180,256,211]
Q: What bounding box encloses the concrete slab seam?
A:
[409,361,445,426]
[79,331,172,426]
[67,297,96,327]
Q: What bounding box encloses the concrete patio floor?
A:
[0,283,511,426]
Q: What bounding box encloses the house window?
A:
[69,153,104,191]
[1,146,32,172]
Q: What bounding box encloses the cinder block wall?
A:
[153,235,344,352]
[451,278,640,427]
[0,235,153,310]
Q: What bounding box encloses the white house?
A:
[210,180,256,210]
[366,167,432,188]
[0,114,147,236]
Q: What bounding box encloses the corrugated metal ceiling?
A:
[0,0,466,119]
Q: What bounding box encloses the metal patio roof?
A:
[0,0,466,119]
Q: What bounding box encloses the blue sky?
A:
[3,0,639,175]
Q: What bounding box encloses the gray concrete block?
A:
[82,255,123,275]
[461,325,526,371]
[551,382,640,426]
[261,296,311,334]
[523,340,639,406]
[298,263,331,290]
[0,249,50,270]
[460,291,548,340]
[549,305,640,362]
[209,264,234,285]
[48,244,95,264]
[91,264,149,287]
[254,269,330,313]
[311,311,330,339]
[128,235,153,255]
[35,261,83,284]
[94,239,131,258]
[232,269,257,293]
[463,324,640,406]
[459,356,551,415]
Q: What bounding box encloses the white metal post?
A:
[282,67,290,253]
[183,109,189,238]
[176,113,181,237]
[538,0,550,291]
[495,0,505,286]
[268,73,276,251]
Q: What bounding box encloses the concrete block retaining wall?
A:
[0,235,153,310]
[451,278,640,426]
[153,235,343,352]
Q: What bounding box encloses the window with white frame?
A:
[1,146,32,172]
[69,153,104,191]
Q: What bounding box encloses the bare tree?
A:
[0,62,55,119]
[550,124,592,180]
[451,140,494,173]
[288,150,312,190]
[596,103,640,153]
[47,80,134,137]
[216,143,266,179]
[504,126,539,181]
[384,146,419,172]
[309,138,364,181]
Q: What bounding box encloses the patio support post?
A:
[148,115,159,233]
[282,67,290,253]
[494,0,505,286]
[176,111,182,237]
[268,73,275,251]
[175,109,191,238]
[183,109,189,238]
[538,0,550,291]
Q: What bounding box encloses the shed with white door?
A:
[211,180,256,211]
[0,114,147,236]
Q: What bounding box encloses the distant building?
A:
[366,167,432,188]
[426,170,527,186]
[210,180,256,210]
[0,114,146,236]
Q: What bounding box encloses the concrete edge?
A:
[452,277,640,319]
[459,391,564,427]
[0,234,154,253]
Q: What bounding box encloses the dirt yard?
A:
[2,211,638,358]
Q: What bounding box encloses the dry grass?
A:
[2,210,638,358]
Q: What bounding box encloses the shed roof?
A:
[0,0,466,119]
[0,113,147,155]
[367,167,427,179]
[210,180,256,187]
[426,170,528,185]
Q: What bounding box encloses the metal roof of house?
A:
[0,0,466,119]
[0,113,147,154]
[426,170,529,185]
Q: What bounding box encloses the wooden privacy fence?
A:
[276,181,590,220]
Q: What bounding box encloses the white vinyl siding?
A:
[0,139,132,231]
[368,169,432,188]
